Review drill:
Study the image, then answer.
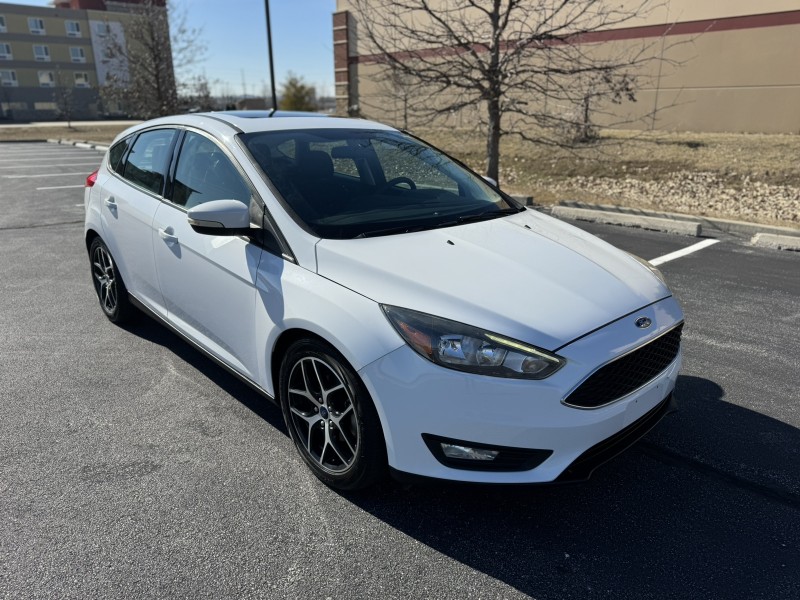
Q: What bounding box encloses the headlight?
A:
[628,253,667,286]
[381,305,565,379]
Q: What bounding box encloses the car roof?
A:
[109,111,397,147]
[194,110,396,134]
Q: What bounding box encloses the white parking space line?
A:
[38,185,86,191]
[649,239,721,266]
[3,172,88,178]
[0,163,100,169]
[0,151,101,157]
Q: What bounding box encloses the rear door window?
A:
[122,129,177,195]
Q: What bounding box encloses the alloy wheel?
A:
[92,244,117,314]
[286,356,360,474]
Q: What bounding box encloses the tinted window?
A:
[241,129,518,239]
[171,132,251,208]
[122,129,177,195]
[108,136,131,174]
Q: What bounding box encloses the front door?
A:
[152,130,262,379]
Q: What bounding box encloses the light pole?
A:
[265,0,278,113]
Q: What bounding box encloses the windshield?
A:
[240,128,521,239]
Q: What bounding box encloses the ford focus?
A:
[84,111,683,490]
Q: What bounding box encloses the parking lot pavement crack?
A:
[637,440,800,510]
[0,219,83,231]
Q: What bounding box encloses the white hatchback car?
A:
[84,111,683,490]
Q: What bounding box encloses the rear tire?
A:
[279,338,387,490]
[89,237,135,324]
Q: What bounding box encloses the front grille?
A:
[564,324,683,408]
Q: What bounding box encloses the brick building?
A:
[333,1,800,133]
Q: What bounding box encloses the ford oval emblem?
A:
[635,316,652,329]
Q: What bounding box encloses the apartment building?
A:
[0,0,166,121]
[334,1,800,134]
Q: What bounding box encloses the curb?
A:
[750,233,800,251]
[47,138,109,152]
[551,206,702,237]
[556,200,800,239]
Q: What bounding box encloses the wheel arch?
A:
[269,326,391,453]
[85,228,101,252]
[270,327,329,401]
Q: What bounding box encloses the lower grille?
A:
[564,323,683,408]
[556,393,676,482]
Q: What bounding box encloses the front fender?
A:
[254,259,404,396]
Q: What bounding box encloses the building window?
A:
[0,70,18,87]
[74,72,90,88]
[28,17,46,35]
[65,20,81,37]
[0,43,11,61]
[33,45,51,62]
[70,47,86,63]
[38,71,55,88]
[94,22,110,37]
[0,15,7,33]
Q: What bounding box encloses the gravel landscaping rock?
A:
[537,171,800,226]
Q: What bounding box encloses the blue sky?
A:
[12,0,337,97]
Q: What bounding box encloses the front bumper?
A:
[358,296,683,484]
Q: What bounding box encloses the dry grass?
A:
[0,123,133,144]
[414,127,800,198]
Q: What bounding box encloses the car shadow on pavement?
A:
[117,316,800,598]
[341,374,800,599]
[120,315,288,436]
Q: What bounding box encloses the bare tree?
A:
[180,73,218,112]
[102,0,206,119]
[360,69,421,130]
[52,68,75,129]
[350,0,685,182]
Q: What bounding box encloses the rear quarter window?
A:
[122,129,177,195]
[107,136,132,174]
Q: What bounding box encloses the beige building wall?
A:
[334,1,800,133]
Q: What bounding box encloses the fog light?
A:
[441,443,499,461]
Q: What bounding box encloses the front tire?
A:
[89,237,134,324]
[279,339,387,490]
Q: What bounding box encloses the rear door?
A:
[151,130,263,378]
[100,128,178,317]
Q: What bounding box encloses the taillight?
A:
[86,169,98,188]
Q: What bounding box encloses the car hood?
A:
[315,210,670,351]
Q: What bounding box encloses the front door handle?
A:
[158,227,178,244]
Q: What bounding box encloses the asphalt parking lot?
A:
[1,142,798,599]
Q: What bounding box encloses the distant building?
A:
[334,0,800,133]
[235,97,270,111]
[0,0,170,121]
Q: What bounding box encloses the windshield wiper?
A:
[435,207,523,228]
[353,208,523,239]
[354,224,431,238]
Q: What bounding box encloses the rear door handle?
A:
[103,196,116,209]
[158,227,178,244]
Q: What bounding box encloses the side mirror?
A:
[187,199,252,236]
[482,175,498,188]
